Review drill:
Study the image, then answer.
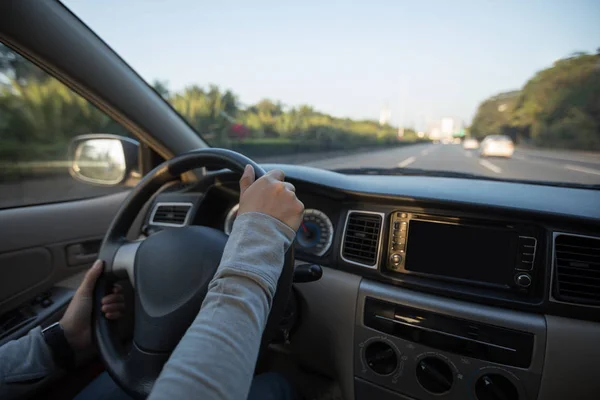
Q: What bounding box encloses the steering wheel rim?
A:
[93,148,295,399]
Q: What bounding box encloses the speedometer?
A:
[296,209,334,256]
[224,205,334,257]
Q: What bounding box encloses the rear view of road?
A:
[303,143,600,186]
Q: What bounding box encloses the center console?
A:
[354,280,546,400]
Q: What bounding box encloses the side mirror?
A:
[69,134,140,186]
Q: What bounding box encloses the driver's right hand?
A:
[238,165,304,231]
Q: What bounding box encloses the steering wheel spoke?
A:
[111,240,142,287]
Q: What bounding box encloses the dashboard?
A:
[142,164,600,400]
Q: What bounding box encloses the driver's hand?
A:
[238,165,304,231]
[59,260,125,351]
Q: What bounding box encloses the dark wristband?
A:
[42,322,76,370]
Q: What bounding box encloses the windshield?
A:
[64,1,599,187]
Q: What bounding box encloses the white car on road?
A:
[462,138,479,150]
[480,135,514,158]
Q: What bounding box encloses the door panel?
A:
[0,248,52,303]
[0,191,127,254]
[0,191,128,341]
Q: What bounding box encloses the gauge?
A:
[296,209,334,256]
[224,205,334,257]
[224,204,239,235]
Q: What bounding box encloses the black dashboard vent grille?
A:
[342,211,383,267]
[554,234,600,305]
[150,203,192,227]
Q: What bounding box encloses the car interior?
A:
[1,2,600,400]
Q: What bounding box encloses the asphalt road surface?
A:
[303,143,600,186]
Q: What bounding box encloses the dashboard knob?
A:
[475,374,519,400]
[364,341,398,375]
[515,273,532,288]
[416,357,453,394]
[390,254,403,266]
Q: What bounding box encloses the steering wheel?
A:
[93,148,295,399]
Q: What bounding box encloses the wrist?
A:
[42,322,76,370]
[59,319,78,350]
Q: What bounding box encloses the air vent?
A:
[150,202,193,227]
[554,234,600,305]
[341,211,383,268]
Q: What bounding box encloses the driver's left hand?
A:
[59,260,125,351]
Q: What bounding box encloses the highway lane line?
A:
[479,159,502,173]
[398,156,417,168]
[421,149,430,156]
[512,154,527,160]
[564,164,600,176]
[464,152,472,158]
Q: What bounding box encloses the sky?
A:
[64,0,600,129]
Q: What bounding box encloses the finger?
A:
[265,169,285,182]
[101,293,125,305]
[105,312,123,320]
[283,182,295,192]
[78,260,104,297]
[239,164,255,197]
[102,302,126,313]
[112,284,123,294]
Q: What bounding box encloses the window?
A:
[0,43,135,209]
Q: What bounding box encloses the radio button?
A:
[390,254,403,266]
[515,273,532,288]
[394,221,400,229]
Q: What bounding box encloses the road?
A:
[302,143,600,186]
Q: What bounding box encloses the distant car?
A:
[463,138,479,150]
[479,135,514,158]
[453,138,461,144]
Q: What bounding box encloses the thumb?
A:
[239,164,255,197]
[78,260,104,297]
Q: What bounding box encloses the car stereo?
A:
[386,212,538,292]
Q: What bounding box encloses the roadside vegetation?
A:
[152,83,421,157]
[470,51,600,150]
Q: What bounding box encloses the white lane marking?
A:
[398,156,417,168]
[479,159,502,173]
[564,164,600,176]
[464,152,472,158]
[512,154,527,160]
[421,149,430,156]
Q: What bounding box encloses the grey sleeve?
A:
[0,326,57,400]
[148,212,296,400]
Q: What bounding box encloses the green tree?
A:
[470,52,600,150]
[0,43,48,84]
[470,91,520,140]
[152,80,170,99]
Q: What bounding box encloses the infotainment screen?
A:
[404,220,518,286]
